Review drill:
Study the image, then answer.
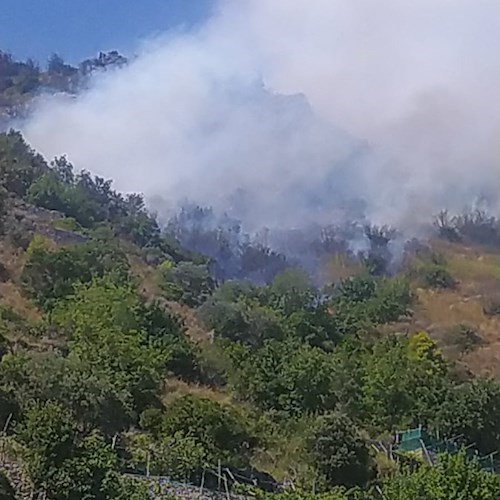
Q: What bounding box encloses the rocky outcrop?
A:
[79,51,128,75]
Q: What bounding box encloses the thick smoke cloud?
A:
[22,0,500,236]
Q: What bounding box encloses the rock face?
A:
[79,51,128,75]
[7,198,89,247]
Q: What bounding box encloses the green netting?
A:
[394,427,500,473]
[398,428,423,442]
[398,438,422,452]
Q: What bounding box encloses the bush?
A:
[232,340,336,414]
[382,452,500,499]
[482,295,500,316]
[0,131,48,196]
[421,264,456,289]
[158,261,215,307]
[446,324,483,353]
[162,395,255,467]
[21,240,130,309]
[126,432,205,480]
[307,413,371,489]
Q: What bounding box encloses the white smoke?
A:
[21,0,500,234]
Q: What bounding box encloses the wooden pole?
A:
[199,468,205,496]
[218,459,221,491]
[223,473,231,500]
[3,413,12,434]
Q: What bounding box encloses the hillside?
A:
[0,50,127,124]
[2,54,500,500]
[2,126,500,500]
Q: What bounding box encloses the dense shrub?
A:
[21,239,130,309]
[421,264,456,289]
[307,413,371,489]
[158,261,215,307]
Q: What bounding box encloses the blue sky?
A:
[0,0,214,65]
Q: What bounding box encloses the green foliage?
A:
[381,452,500,499]
[51,217,82,232]
[327,277,412,336]
[21,239,130,309]
[360,334,448,430]
[0,351,133,434]
[234,486,362,499]
[232,340,336,414]
[421,264,456,289]
[199,298,287,348]
[17,401,76,494]
[27,156,162,248]
[0,131,47,196]
[337,276,376,303]
[51,278,198,380]
[126,432,206,480]
[364,278,412,324]
[200,276,340,350]
[307,413,371,489]
[445,323,483,353]
[432,378,500,455]
[4,125,500,499]
[51,281,164,418]
[16,401,138,499]
[136,300,200,380]
[162,395,255,467]
[158,261,215,307]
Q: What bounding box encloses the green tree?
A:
[162,395,255,467]
[360,335,449,430]
[0,131,47,195]
[233,340,336,414]
[307,413,371,489]
[21,240,130,309]
[16,401,76,494]
[158,261,215,307]
[432,378,500,455]
[126,432,205,480]
[0,352,132,435]
[16,401,142,499]
[382,452,500,500]
[50,279,166,419]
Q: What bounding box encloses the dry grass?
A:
[165,300,213,343]
[396,240,500,375]
[0,240,41,321]
[163,378,232,406]
[129,254,212,343]
[0,240,26,279]
[128,252,162,298]
[251,417,315,484]
[0,282,41,322]
[321,253,366,284]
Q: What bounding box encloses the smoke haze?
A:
[21,0,500,237]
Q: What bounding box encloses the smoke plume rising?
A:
[21,0,500,240]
